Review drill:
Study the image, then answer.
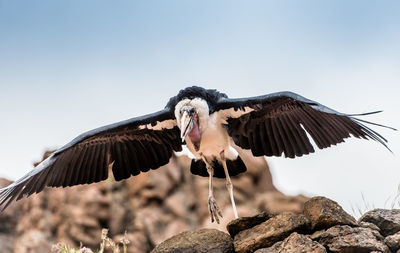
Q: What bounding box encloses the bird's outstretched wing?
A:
[0,108,181,211]
[216,91,395,158]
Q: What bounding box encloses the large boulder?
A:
[151,229,233,253]
[233,213,311,253]
[359,209,400,236]
[303,196,357,231]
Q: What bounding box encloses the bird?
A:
[0,86,395,223]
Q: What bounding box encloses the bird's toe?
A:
[208,195,223,223]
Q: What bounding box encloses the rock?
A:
[254,232,327,253]
[316,225,390,253]
[303,196,357,231]
[226,211,273,237]
[151,229,233,253]
[358,221,381,232]
[384,231,400,251]
[359,209,400,236]
[233,213,311,253]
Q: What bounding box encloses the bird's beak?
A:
[181,111,194,143]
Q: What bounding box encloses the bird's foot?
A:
[208,195,223,223]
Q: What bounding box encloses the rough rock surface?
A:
[151,229,233,253]
[359,221,381,232]
[151,197,400,253]
[384,231,400,251]
[314,225,390,253]
[226,211,273,237]
[254,232,326,253]
[303,196,357,230]
[233,213,311,253]
[359,209,400,236]
[0,149,309,252]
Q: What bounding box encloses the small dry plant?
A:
[52,229,130,253]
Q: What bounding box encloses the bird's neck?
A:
[188,114,202,148]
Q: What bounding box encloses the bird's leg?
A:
[220,150,239,219]
[201,156,222,223]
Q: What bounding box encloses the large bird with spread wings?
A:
[0,86,395,223]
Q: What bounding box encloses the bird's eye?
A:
[190,108,195,113]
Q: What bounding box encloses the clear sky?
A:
[0,0,399,216]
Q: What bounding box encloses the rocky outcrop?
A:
[0,149,308,253]
[153,196,400,253]
[151,229,233,253]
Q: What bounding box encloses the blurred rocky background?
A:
[0,148,308,253]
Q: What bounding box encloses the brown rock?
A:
[303,196,357,231]
[384,231,400,251]
[316,225,390,253]
[233,212,311,253]
[151,229,233,253]
[359,209,400,236]
[226,211,273,237]
[254,232,327,253]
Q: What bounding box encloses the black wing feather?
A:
[0,108,181,211]
[217,91,395,158]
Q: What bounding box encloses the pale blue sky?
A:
[0,0,399,216]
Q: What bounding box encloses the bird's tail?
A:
[190,156,247,178]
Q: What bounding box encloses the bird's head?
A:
[175,97,209,145]
[179,106,198,142]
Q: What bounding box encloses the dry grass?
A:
[52,229,130,253]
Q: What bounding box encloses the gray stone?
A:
[316,225,390,253]
[384,231,400,251]
[151,228,233,253]
[254,232,327,253]
[358,221,381,232]
[359,209,400,236]
[303,196,357,231]
[226,211,273,237]
[233,212,311,253]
